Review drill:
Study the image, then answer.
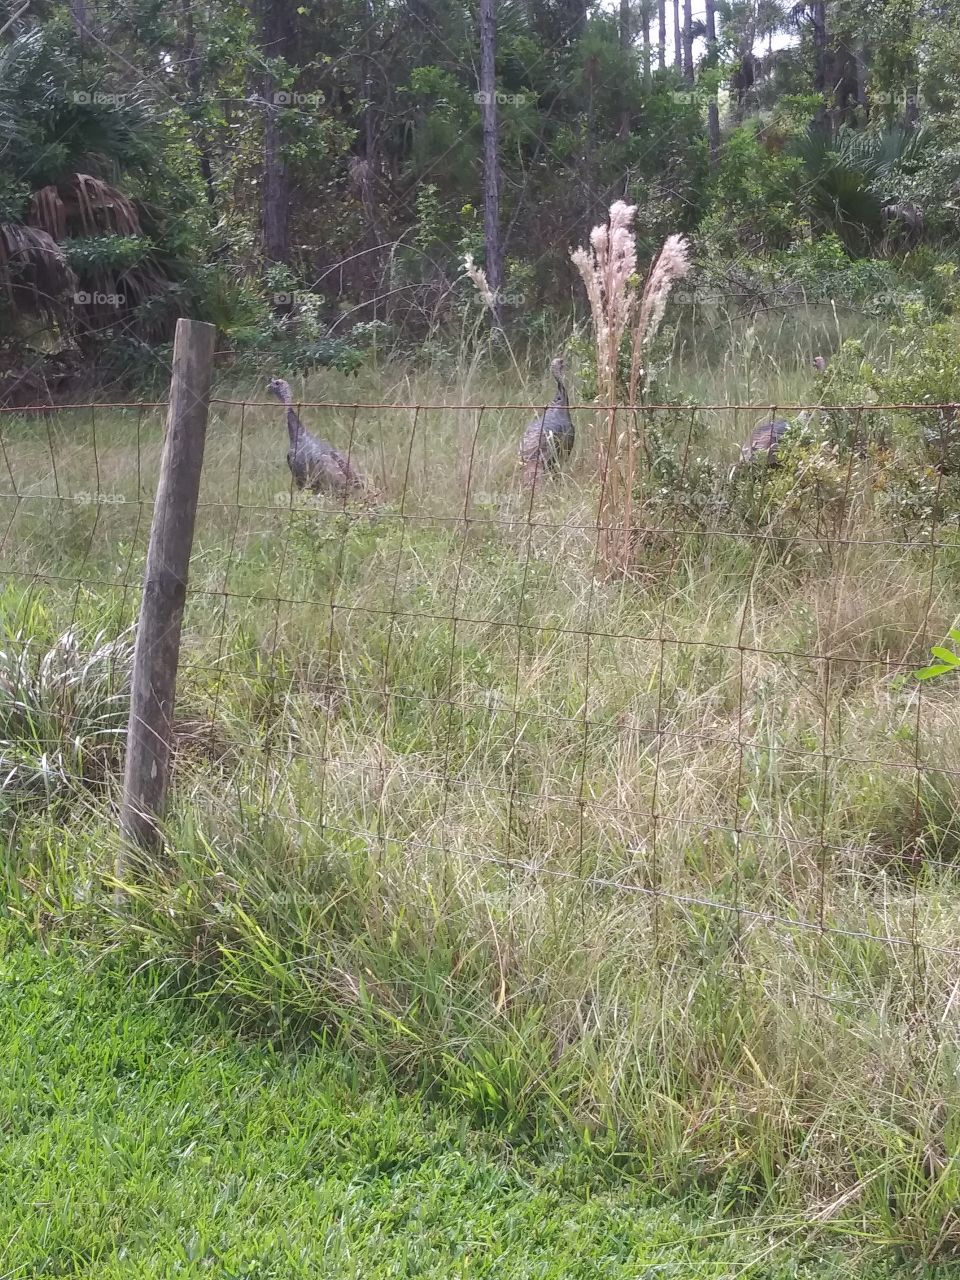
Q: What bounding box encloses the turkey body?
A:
[519,358,575,487]
[267,378,366,495]
[739,417,789,465]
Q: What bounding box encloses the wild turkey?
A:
[881,201,924,249]
[737,406,817,470]
[738,416,790,465]
[267,378,366,496]
[519,357,575,487]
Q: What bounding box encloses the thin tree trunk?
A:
[705,0,720,165]
[641,0,652,94]
[69,0,88,38]
[180,0,216,208]
[857,41,869,113]
[260,0,293,267]
[619,0,632,136]
[707,99,721,166]
[673,0,681,72]
[657,0,666,69]
[811,0,831,138]
[682,0,693,82]
[357,0,384,252]
[727,0,759,125]
[904,66,920,127]
[262,108,290,265]
[479,0,503,328]
[834,35,859,125]
[904,85,920,127]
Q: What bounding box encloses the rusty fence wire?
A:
[2,393,960,1003]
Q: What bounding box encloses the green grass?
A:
[0,925,920,1278]
[2,316,960,1263]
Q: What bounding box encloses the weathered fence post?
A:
[119,318,216,870]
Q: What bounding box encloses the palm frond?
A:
[0,223,76,319]
[793,124,933,249]
[29,174,141,240]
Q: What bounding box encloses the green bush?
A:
[637,416,724,530]
[823,312,960,474]
[700,123,805,255]
[0,617,133,825]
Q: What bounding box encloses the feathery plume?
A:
[571,209,691,576]
[635,235,690,354]
[570,202,642,576]
[570,202,638,401]
[463,252,524,381]
[463,252,497,312]
[628,234,691,405]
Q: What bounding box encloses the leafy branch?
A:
[915,628,960,680]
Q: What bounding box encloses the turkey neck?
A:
[552,375,568,408]
[285,404,306,450]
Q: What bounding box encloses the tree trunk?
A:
[673,0,681,72]
[833,34,859,126]
[641,0,652,94]
[657,0,666,69]
[725,0,759,124]
[262,109,290,266]
[357,0,384,251]
[904,64,921,127]
[705,0,720,165]
[479,0,503,328]
[69,0,88,38]
[707,98,720,164]
[179,0,216,208]
[900,0,920,129]
[857,40,869,113]
[260,0,293,267]
[904,85,920,126]
[682,0,693,82]
[811,0,832,138]
[619,0,632,137]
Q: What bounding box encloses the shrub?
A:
[0,620,133,825]
[700,123,805,255]
[637,415,723,530]
[823,312,960,478]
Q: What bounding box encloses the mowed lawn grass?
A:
[0,925,900,1280]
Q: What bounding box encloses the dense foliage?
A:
[0,0,958,390]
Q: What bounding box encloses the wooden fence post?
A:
[119,318,216,869]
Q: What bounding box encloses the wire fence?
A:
[2,388,960,996]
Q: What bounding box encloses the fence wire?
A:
[2,392,960,1007]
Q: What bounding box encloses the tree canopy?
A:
[0,0,958,393]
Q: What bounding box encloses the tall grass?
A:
[3,320,960,1260]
